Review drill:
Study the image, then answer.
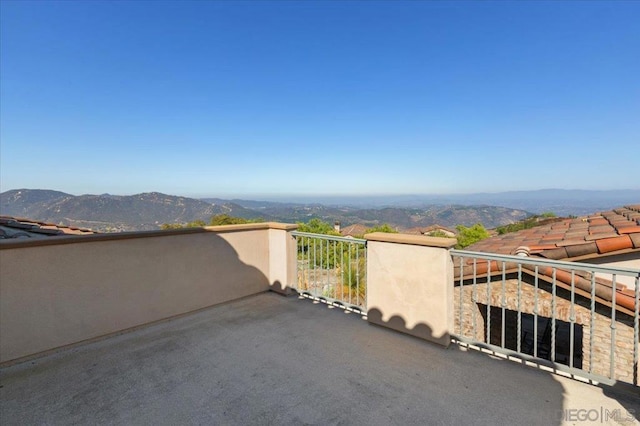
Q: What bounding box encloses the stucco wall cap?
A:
[204,222,297,232]
[0,222,298,250]
[364,232,457,248]
[265,222,298,231]
[0,227,208,250]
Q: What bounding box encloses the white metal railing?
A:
[292,231,367,313]
[450,249,640,386]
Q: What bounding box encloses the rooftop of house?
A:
[405,224,457,236]
[1,292,637,425]
[340,223,369,237]
[467,205,640,261]
[0,216,96,239]
[460,205,640,315]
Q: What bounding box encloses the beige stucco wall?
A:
[267,226,298,294]
[0,225,296,364]
[365,233,455,347]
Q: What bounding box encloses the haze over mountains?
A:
[0,190,259,232]
[1,189,638,233]
[252,189,640,217]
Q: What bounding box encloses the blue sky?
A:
[1,1,638,198]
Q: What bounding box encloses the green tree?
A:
[160,219,206,230]
[296,218,340,235]
[496,212,559,235]
[455,223,490,249]
[428,230,456,238]
[330,246,366,306]
[209,214,263,226]
[296,219,340,268]
[365,224,398,234]
[161,215,263,230]
[295,218,367,307]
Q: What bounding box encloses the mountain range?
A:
[0,190,259,232]
[251,189,640,217]
[2,189,539,232]
[2,188,637,233]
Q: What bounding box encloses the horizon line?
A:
[2,187,640,200]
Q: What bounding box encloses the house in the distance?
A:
[405,224,457,238]
[340,223,369,238]
[453,205,640,383]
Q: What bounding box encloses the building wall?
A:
[0,226,292,364]
[453,278,637,384]
[366,232,456,347]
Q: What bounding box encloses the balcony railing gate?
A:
[291,231,367,313]
[450,249,640,387]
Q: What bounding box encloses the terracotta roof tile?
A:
[340,224,368,237]
[618,226,640,234]
[584,232,620,241]
[589,218,609,226]
[595,235,633,254]
[466,204,640,261]
[0,216,96,240]
[556,238,588,247]
[538,247,568,259]
[528,244,557,250]
[564,242,598,258]
[588,225,615,234]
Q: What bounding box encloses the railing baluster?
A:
[486,260,491,345]
[610,274,617,380]
[447,249,639,387]
[551,268,556,363]
[517,263,522,355]
[458,257,465,336]
[304,236,308,292]
[590,274,595,375]
[472,258,478,340]
[325,238,330,297]
[569,270,576,369]
[501,261,506,349]
[313,237,317,294]
[634,275,639,386]
[534,265,539,358]
[292,231,366,312]
[333,240,337,300]
[356,244,360,307]
[340,241,345,302]
[305,237,312,291]
[348,243,353,305]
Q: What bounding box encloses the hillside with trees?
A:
[1,189,533,233]
[1,190,268,232]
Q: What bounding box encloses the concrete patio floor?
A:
[1,292,638,425]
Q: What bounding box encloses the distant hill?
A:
[3,188,636,233]
[246,203,531,230]
[1,189,533,232]
[0,189,73,217]
[0,189,267,232]
[260,189,640,216]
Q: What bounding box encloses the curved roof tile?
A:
[467,204,640,260]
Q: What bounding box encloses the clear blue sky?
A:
[1,1,638,198]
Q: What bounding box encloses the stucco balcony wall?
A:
[0,223,297,364]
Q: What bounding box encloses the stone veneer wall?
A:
[453,276,637,385]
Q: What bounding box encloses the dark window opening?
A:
[478,303,583,369]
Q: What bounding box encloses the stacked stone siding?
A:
[453,275,637,384]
